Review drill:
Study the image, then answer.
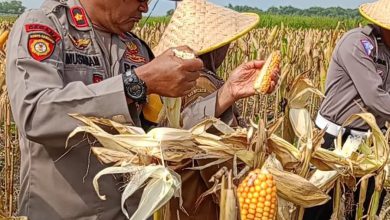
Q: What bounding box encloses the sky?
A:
[22,0,376,16]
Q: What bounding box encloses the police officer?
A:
[304,0,390,219]
[6,0,272,219]
[7,0,202,219]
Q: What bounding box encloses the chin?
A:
[117,24,135,33]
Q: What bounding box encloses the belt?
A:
[315,114,368,137]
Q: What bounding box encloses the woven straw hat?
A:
[153,0,260,56]
[359,0,390,30]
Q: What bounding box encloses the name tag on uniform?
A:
[65,52,101,67]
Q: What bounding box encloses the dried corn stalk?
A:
[219,171,237,220]
[68,110,389,220]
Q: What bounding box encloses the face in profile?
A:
[96,0,149,33]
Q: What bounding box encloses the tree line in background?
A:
[167,5,360,19]
[0,0,25,15]
[226,4,361,19]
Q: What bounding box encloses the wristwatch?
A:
[122,68,147,104]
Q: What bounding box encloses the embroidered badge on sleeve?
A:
[361,39,374,56]
[28,33,55,61]
[25,23,61,43]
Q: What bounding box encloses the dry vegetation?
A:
[0,21,389,220]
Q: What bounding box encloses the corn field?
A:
[1,19,390,220]
[135,22,345,122]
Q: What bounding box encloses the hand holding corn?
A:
[159,47,199,128]
[135,46,202,98]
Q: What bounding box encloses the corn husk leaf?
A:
[289,108,313,140]
[268,168,330,208]
[91,147,139,165]
[219,172,237,220]
[159,97,182,128]
[68,116,200,163]
[311,113,389,176]
[70,113,144,135]
[268,134,301,171]
[190,117,236,137]
[93,165,181,220]
[286,75,324,109]
[309,135,363,192]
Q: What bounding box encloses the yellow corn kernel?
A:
[253,51,281,95]
[238,169,278,220]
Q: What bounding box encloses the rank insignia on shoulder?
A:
[361,39,374,56]
[70,6,89,28]
[28,33,55,61]
[68,34,91,50]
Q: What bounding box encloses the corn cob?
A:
[237,169,277,220]
[172,48,195,59]
[0,29,9,52]
[253,51,281,95]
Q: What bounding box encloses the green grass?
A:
[141,13,368,30]
[258,13,367,29]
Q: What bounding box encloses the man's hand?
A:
[135,46,204,97]
[215,60,280,117]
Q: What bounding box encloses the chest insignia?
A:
[124,41,147,63]
[68,34,91,50]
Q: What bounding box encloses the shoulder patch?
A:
[70,6,89,28]
[25,23,61,43]
[361,39,374,56]
[28,33,55,61]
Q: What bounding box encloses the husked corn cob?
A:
[172,48,195,59]
[237,169,277,220]
[253,51,281,94]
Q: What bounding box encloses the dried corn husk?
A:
[93,165,182,220]
[268,168,330,208]
[68,111,389,219]
[309,135,363,192]
[219,172,237,220]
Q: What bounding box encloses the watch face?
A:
[127,82,145,99]
[130,84,142,97]
[124,69,147,103]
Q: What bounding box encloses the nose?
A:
[139,2,148,13]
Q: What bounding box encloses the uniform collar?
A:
[41,0,66,15]
[66,0,92,31]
